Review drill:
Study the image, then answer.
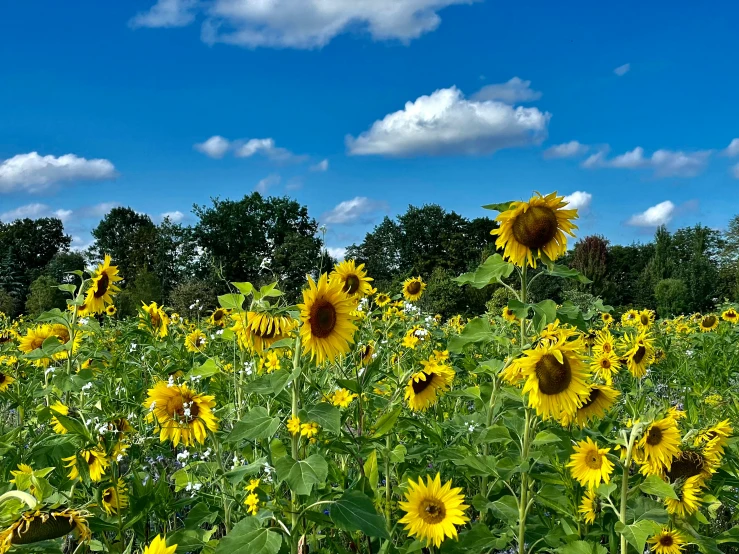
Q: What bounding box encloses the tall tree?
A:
[571,235,609,296]
[155,217,203,300]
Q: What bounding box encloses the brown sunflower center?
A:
[94,273,110,298]
[581,388,601,409]
[174,396,201,422]
[640,314,650,326]
[535,353,572,395]
[195,337,204,347]
[343,275,361,295]
[103,489,114,502]
[660,535,674,547]
[646,425,663,446]
[406,281,422,295]
[213,310,224,322]
[585,450,603,469]
[412,373,436,395]
[726,311,737,320]
[511,205,559,250]
[420,499,447,524]
[602,342,612,353]
[0,333,11,344]
[12,513,76,545]
[599,358,612,369]
[360,344,373,362]
[31,337,44,350]
[702,316,717,328]
[666,452,705,482]
[309,300,337,339]
[632,346,646,364]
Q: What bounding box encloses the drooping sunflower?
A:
[664,475,703,517]
[698,314,719,332]
[49,401,71,434]
[0,371,14,392]
[234,311,296,353]
[143,534,177,554]
[402,277,427,302]
[518,338,591,421]
[375,292,392,307]
[721,308,738,323]
[144,381,218,447]
[50,324,82,361]
[405,361,455,412]
[63,447,110,482]
[502,306,518,322]
[398,473,470,548]
[579,489,600,524]
[330,260,374,297]
[665,450,716,483]
[139,302,170,338]
[101,478,129,515]
[84,255,123,314]
[638,417,681,474]
[17,324,54,353]
[567,437,615,489]
[298,273,358,364]
[561,384,619,427]
[184,330,207,353]
[491,191,578,268]
[590,351,621,385]
[694,419,733,457]
[621,309,640,326]
[648,528,686,554]
[0,508,91,551]
[621,331,655,378]
[209,308,229,328]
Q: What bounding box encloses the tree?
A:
[654,278,690,317]
[117,268,163,316]
[671,225,721,312]
[571,235,609,296]
[45,252,86,284]
[345,217,402,287]
[169,279,219,320]
[25,275,66,316]
[155,217,203,301]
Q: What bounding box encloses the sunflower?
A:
[621,309,639,326]
[330,260,374,297]
[144,381,218,447]
[84,255,123,314]
[502,306,518,322]
[50,401,70,434]
[398,473,470,548]
[375,292,391,307]
[287,415,301,435]
[518,338,591,421]
[63,447,110,482]
[590,351,621,385]
[638,417,681,474]
[50,324,82,361]
[592,329,615,356]
[648,528,686,554]
[358,342,375,365]
[402,277,427,302]
[101,478,129,515]
[185,330,207,353]
[721,308,738,323]
[694,419,733,457]
[561,384,619,427]
[698,315,719,332]
[0,371,14,392]
[664,476,703,517]
[567,437,615,489]
[209,308,229,328]
[258,351,281,374]
[143,534,177,554]
[331,388,357,408]
[17,324,54,353]
[579,489,600,524]
[0,508,91,551]
[665,450,716,483]
[244,492,260,515]
[600,312,613,325]
[405,361,455,412]
[491,191,578,268]
[234,311,295,353]
[298,273,358,364]
[139,302,170,338]
[621,331,655,378]
[105,305,117,316]
[638,309,656,329]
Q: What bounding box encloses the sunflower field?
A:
[0,192,738,554]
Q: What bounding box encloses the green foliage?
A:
[486,285,517,313]
[654,278,689,317]
[571,235,609,295]
[168,279,218,319]
[561,289,598,313]
[421,267,492,318]
[25,275,66,316]
[43,252,85,283]
[0,289,17,316]
[117,267,163,316]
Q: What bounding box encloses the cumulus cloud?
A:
[346,86,550,157]
[627,201,675,227]
[310,159,329,172]
[322,197,388,225]
[161,210,186,223]
[582,146,711,177]
[129,0,198,28]
[0,152,117,193]
[0,203,73,223]
[133,0,478,48]
[79,202,121,218]
[255,174,281,194]
[325,246,347,261]
[194,135,231,159]
[724,138,739,157]
[562,191,592,212]
[234,138,300,161]
[544,141,589,159]
[471,77,542,104]
[614,63,630,76]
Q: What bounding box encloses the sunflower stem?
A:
[290,334,302,554]
[385,433,393,536]
[517,263,530,554]
[619,424,641,554]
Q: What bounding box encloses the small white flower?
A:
[78,318,89,325]
[177,450,190,461]
[82,382,93,391]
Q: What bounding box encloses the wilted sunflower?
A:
[398,473,470,548]
[209,308,229,328]
[298,273,358,364]
[590,351,620,385]
[17,324,54,353]
[234,311,295,353]
[721,308,738,323]
[0,508,91,551]
[0,371,14,392]
[143,534,177,554]
[561,384,619,427]
[84,255,123,314]
[101,478,129,515]
[665,450,716,483]
[491,191,578,268]
[579,489,599,524]
[185,330,207,353]
[698,314,719,332]
[375,292,391,307]
[567,437,614,489]
[144,381,218,447]
[405,360,455,412]
[621,309,639,326]
[330,260,374,297]
[402,277,427,302]
[638,417,681,474]
[621,331,654,378]
[519,338,591,421]
[139,302,170,338]
[664,475,703,517]
[502,306,518,322]
[63,446,110,482]
[648,528,686,554]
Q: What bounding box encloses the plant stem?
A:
[619,424,641,554]
[481,377,498,496]
[517,263,529,554]
[385,433,393,536]
[290,336,302,553]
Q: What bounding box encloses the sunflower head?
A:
[502,306,518,323]
[721,308,738,323]
[699,314,719,332]
[139,302,170,338]
[567,437,615,489]
[402,277,426,302]
[143,534,177,554]
[648,528,686,554]
[233,311,296,353]
[185,330,207,353]
[106,305,117,316]
[561,384,619,427]
[0,508,91,549]
[375,292,391,307]
[101,478,129,515]
[330,260,374,297]
[405,360,455,412]
[84,255,122,314]
[144,381,218,446]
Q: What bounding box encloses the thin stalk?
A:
[619,424,642,554]
[290,335,302,554]
[385,433,393,536]
[480,377,499,495]
[517,263,529,554]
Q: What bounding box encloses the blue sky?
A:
[1,1,739,257]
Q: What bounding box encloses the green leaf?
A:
[556,540,608,554]
[717,526,739,545]
[639,475,678,499]
[389,444,406,463]
[330,490,390,539]
[57,284,77,294]
[184,502,219,528]
[532,430,561,447]
[545,264,592,284]
[186,358,221,380]
[227,408,280,442]
[50,413,90,439]
[214,518,282,554]
[218,293,245,311]
[532,299,558,331]
[476,425,512,444]
[454,254,515,289]
[507,299,529,319]
[306,403,340,434]
[488,496,519,522]
[615,519,662,554]
[274,454,328,496]
[363,450,379,492]
[372,407,402,438]
[481,201,514,212]
[232,282,254,296]
[168,529,208,552]
[224,458,267,485]
[448,317,492,353]
[244,371,290,396]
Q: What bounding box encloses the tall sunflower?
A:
[398,473,470,548]
[402,277,426,302]
[698,315,719,332]
[592,329,615,356]
[234,311,295,353]
[184,330,207,353]
[567,437,615,489]
[491,191,578,268]
[561,384,619,427]
[144,381,218,447]
[17,324,54,353]
[518,338,591,421]
[209,308,229,328]
[665,450,716,483]
[721,308,738,323]
[648,528,686,554]
[638,417,681,474]
[405,361,455,412]
[139,302,170,338]
[85,255,123,314]
[101,478,129,515]
[664,475,703,517]
[0,508,91,551]
[330,260,374,297]
[621,331,655,378]
[63,447,110,482]
[298,273,358,364]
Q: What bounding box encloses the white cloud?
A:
[322,196,388,224]
[161,210,186,223]
[614,63,630,76]
[471,77,542,104]
[134,0,478,48]
[582,146,710,177]
[234,138,303,162]
[70,235,95,252]
[732,163,739,179]
[724,138,739,157]
[80,202,121,218]
[194,135,231,158]
[310,159,329,172]
[544,141,589,159]
[627,201,675,227]
[129,0,198,28]
[0,152,117,193]
[0,203,76,223]
[325,246,346,261]
[255,174,281,194]
[347,86,550,157]
[562,191,592,212]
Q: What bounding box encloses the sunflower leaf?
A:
[615,519,663,554]
[215,518,281,554]
[544,264,592,284]
[448,317,493,353]
[227,408,280,443]
[218,293,245,311]
[372,406,402,438]
[275,454,328,496]
[481,201,515,212]
[306,403,340,434]
[454,254,515,288]
[555,540,608,554]
[639,474,678,499]
[330,490,389,539]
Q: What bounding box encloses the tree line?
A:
[1,194,738,320]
